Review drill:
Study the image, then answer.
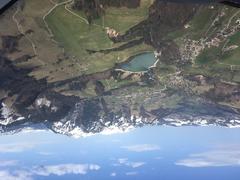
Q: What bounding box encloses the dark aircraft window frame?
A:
[0,0,18,15]
[0,0,239,15]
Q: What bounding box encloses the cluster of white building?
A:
[181,12,240,65]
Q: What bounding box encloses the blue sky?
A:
[0,126,240,180]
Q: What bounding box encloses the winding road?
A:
[12,5,45,66]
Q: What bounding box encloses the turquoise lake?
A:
[120,53,157,72]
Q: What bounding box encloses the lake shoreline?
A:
[115,51,160,74]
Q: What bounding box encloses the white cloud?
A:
[38,152,53,156]
[89,164,101,171]
[0,142,53,154]
[0,143,36,153]
[118,158,128,164]
[127,162,145,168]
[176,147,240,167]
[0,163,100,179]
[121,144,160,152]
[0,170,32,180]
[126,171,138,176]
[112,163,121,167]
[0,141,49,153]
[110,172,117,177]
[116,158,145,168]
[32,164,100,176]
[0,160,18,167]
